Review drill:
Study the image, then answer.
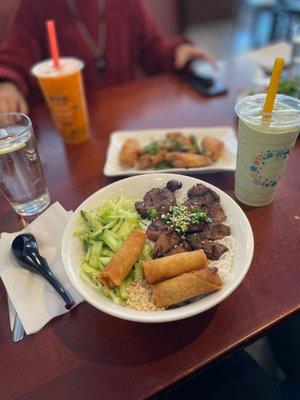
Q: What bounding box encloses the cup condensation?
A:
[32,57,89,144]
[235,94,300,206]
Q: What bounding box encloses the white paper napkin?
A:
[0,202,83,334]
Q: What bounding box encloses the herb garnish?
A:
[161,205,211,234]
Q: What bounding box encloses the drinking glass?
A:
[0,113,50,215]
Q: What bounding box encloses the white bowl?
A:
[62,174,254,323]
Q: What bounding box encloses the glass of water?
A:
[0,113,50,216]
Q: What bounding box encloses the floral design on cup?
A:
[249,147,291,187]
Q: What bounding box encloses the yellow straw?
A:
[263,57,285,116]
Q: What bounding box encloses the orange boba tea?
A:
[32,57,89,144]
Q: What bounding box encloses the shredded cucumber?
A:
[74,196,152,305]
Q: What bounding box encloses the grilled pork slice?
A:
[163,241,192,257]
[185,235,228,260]
[135,187,176,218]
[187,183,220,202]
[153,230,182,258]
[196,223,230,240]
[146,219,170,242]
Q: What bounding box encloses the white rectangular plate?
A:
[103,126,237,177]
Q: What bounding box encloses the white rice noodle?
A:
[208,235,236,283]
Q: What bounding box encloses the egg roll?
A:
[99,230,146,289]
[152,268,222,308]
[143,249,207,284]
[165,152,212,168]
[201,137,224,161]
[119,139,141,167]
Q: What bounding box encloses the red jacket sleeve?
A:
[136,0,188,75]
[0,0,43,96]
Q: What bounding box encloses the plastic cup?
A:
[0,113,50,215]
[235,94,300,206]
[32,57,89,144]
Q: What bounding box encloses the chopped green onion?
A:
[154,161,172,170]
[144,141,160,154]
[190,135,202,154]
[147,208,158,220]
[162,205,210,234]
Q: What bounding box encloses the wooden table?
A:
[0,61,299,400]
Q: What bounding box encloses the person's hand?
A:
[0,81,28,114]
[174,43,217,70]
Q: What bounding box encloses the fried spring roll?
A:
[119,139,141,167]
[99,230,146,289]
[165,152,212,168]
[201,137,224,161]
[143,249,207,284]
[152,268,222,308]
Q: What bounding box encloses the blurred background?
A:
[1,0,300,53]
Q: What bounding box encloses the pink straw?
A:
[46,20,60,68]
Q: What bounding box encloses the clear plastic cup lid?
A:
[31,57,84,78]
[235,94,300,129]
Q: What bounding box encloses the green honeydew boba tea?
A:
[235,94,300,206]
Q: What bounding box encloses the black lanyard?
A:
[66,0,106,74]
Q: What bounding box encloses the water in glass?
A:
[0,114,50,215]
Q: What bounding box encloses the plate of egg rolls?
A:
[62,174,254,323]
[104,127,237,177]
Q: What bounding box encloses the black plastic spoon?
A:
[11,234,75,310]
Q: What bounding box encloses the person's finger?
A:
[0,98,10,114]
[175,58,182,70]
[198,51,218,69]
[188,47,218,69]
[2,99,19,125]
[18,97,29,115]
[6,97,20,113]
[3,112,16,125]
[0,99,17,125]
[175,44,218,70]
[174,52,186,70]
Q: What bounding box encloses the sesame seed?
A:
[125,279,163,311]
